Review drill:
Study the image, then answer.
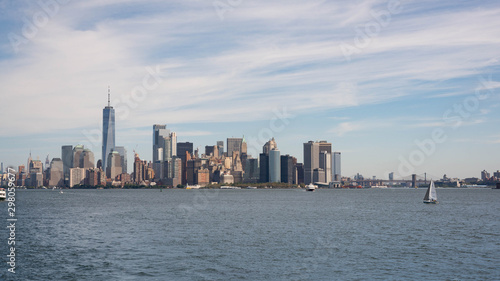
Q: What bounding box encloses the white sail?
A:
[429,181,437,201]
[424,180,438,203]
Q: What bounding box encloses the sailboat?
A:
[423,180,438,204]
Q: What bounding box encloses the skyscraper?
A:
[227,138,243,158]
[153,124,176,179]
[304,141,332,184]
[61,145,73,185]
[333,152,341,181]
[106,151,122,180]
[304,141,319,184]
[269,149,281,183]
[80,148,95,169]
[177,142,193,185]
[217,141,224,157]
[48,158,63,187]
[102,88,115,172]
[244,158,259,183]
[319,150,332,183]
[73,145,84,168]
[114,146,127,174]
[259,138,278,183]
[153,124,169,163]
[281,155,296,184]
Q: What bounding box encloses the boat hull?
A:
[423,200,438,204]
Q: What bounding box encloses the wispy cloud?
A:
[1,0,500,177]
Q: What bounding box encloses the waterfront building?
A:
[165,157,182,187]
[333,152,341,181]
[48,158,63,187]
[85,168,100,186]
[280,155,296,184]
[196,168,210,187]
[114,146,127,174]
[177,142,193,185]
[259,153,269,183]
[186,159,202,185]
[106,151,122,180]
[69,167,85,187]
[481,170,490,181]
[304,140,332,184]
[102,88,115,172]
[61,145,73,184]
[133,153,147,184]
[258,138,279,183]
[295,163,304,184]
[319,151,332,183]
[269,149,281,183]
[221,172,234,184]
[244,158,259,183]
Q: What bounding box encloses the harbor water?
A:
[1,188,499,280]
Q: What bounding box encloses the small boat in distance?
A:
[423,180,438,204]
[305,183,317,192]
[0,188,6,200]
[220,186,241,189]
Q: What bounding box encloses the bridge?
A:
[347,173,436,188]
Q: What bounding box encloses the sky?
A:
[0,0,499,179]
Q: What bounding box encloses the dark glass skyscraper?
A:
[102,89,115,171]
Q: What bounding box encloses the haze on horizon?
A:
[0,0,499,179]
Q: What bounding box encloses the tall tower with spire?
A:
[27,150,32,174]
[102,87,116,172]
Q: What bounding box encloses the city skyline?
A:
[1,1,500,179]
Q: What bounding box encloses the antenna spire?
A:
[108,86,110,106]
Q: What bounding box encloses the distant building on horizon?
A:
[177,142,193,185]
[102,88,115,172]
[280,154,296,184]
[62,145,73,185]
[48,158,63,187]
[106,151,122,180]
[227,138,243,158]
[217,141,224,158]
[114,146,127,174]
[333,152,341,181]
[80,148,95,169]
[153,124,176,179]
[304,140,333,184]
[269,149,281,183]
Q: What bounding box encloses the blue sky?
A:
[1,0,499,179]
